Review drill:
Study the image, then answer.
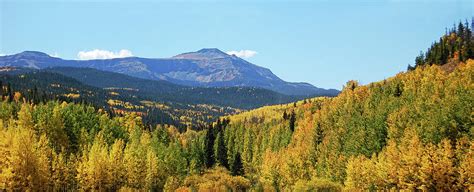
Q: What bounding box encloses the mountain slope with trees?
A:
[0,67,312,130]
[0,58,471,191]
[44,67,306,109]
[219,58,473,191]
[0,22,473,191]
[410,21,474,70]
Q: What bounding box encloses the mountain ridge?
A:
[0,49,339,96]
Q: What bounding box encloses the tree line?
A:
[410,20,474,69]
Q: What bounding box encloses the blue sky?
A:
[0,0,472,89]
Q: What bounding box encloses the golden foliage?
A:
[181,167,251,191]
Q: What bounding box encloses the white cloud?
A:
[77,49,133,60]
[0,53,5,57]
[226,50,258,58]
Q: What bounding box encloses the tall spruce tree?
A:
[231,152,244,176]
[216,131,229,169]
[289,110,296,132]
[204,125,216,168]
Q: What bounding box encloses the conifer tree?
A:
[204,126,215,168]
[283,110,288,120]
[0,81,3,99]
[6,83,12,102]
[289,110,296,132]
[231,152,244,176]
[216,131,229,169]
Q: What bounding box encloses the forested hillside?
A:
[0,70,223,128]
[220,58,473,191]
[0,100,254,191]
[0,59,472,191]
[0,23,473,191]
[0,67,309,130]
[44,67,305,109]
[411,21,474,70]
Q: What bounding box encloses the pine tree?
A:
[32,86,39,104]
[314,122,324,145]
[215,131,229,169]
[289,110,296,132]
[204,126,215,168]
[6,83,13,102]
[0,81,3,100]
[415,51,425,66]
[231,152,244,176]
[283,110,288,120]
[394,83,403,97]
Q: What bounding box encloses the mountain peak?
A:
[196,48,227,55]
[173,48,229,60]
[16,51,51,58]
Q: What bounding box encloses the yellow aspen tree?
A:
[383,140,400,189]
[35,134,53,191]
[75,150,89,190]
[163,176,181,192]
[145,148,162,190]
[432,139,456,190]
[76,133,110,191]
[123,133,147,189]
[373,149,390,190]
[49,105,68,151]
[398,128,423,190]
[108,139,125,190]
[420,143,436,191]
[0,127,51,191]
[344,155,367,190]
[345,154,378,191]
[457,139,473,191]
[260,150,284,190]
[17,103,34,131]
[0,125,14,190]
[51,151,68,191]
[66,154,78,190]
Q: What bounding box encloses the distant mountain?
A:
[0,49,339,96]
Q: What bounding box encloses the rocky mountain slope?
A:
[0,49,339,96]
